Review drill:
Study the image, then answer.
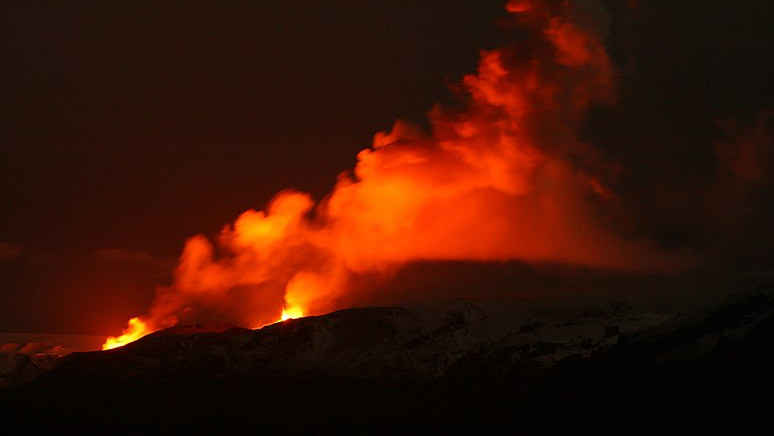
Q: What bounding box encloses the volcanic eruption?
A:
[103,0,694,349]
[5,2,774,435]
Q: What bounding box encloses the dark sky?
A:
[2,1,774,334]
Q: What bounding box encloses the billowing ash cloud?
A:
[105,0,696,347]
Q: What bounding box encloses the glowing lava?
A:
[280,306,304,321]
[102,317,151,350]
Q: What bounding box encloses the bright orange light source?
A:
[280,306,303,321]
[102,317,151,350]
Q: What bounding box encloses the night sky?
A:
[2,0,773,335]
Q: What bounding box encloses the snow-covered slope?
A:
[0,333,105,388]
[38,299,678,383]
[614,281,774,363]
[4,283,774,436]
[5,282,773,388]
[0,345,63,389]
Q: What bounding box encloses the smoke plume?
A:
[105,0,693,347]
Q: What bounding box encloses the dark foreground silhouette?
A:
[3,283,774,435]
